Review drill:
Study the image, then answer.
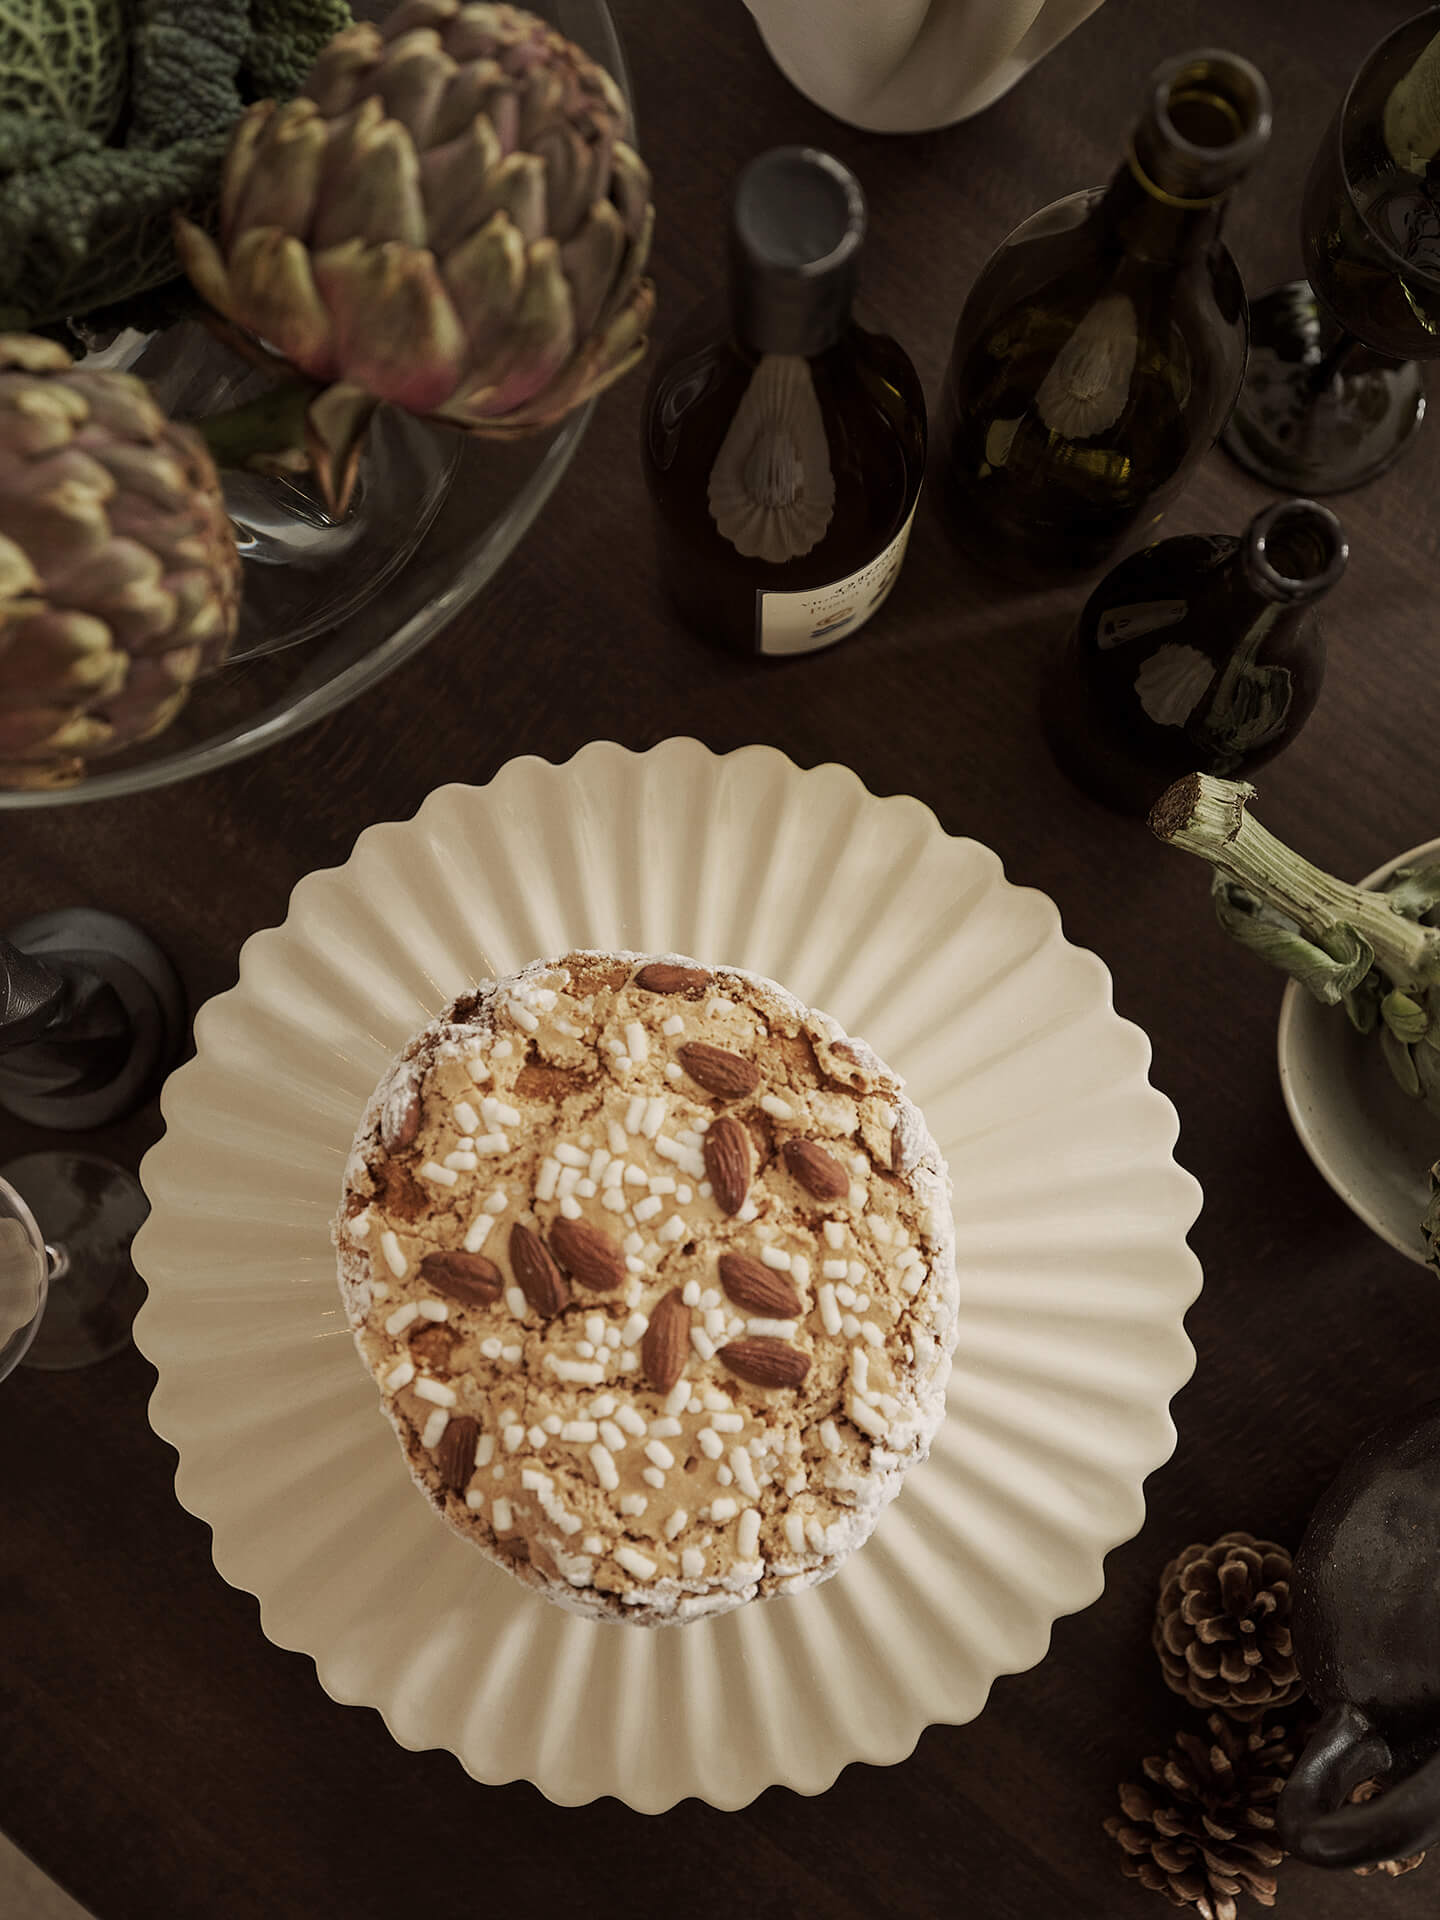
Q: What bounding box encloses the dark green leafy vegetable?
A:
[0,0,130,133]
[0,0,352,329]
[244,0,354,100]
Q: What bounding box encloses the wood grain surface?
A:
[3,2,1439,1915]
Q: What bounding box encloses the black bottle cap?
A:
[728,147,865,357]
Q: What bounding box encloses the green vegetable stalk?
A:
[1149,773,1440,1103]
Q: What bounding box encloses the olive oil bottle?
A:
[642,147,926,656]
[935,50,1272,583]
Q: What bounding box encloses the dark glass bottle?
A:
[934,49,1272,584]
[641,147,926,657]
[1043,497,1348,817]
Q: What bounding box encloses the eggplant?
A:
[1278,1398,1440,1868]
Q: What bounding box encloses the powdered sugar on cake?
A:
[334,950,958,1625]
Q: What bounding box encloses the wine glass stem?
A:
[1306,327,1363,396]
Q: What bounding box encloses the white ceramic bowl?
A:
[1277,836,1440,1266]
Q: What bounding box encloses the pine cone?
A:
[1105,1714,1294,1919]
[1154,1532,1303,1722]
[1349,1779,1428,1878]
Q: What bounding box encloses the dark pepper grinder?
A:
[0,908,184,1127]
[1278,1399,1440,1869]
[1042,497,1348,817]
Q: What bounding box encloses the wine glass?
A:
[0,1158,149,1377]
[0,1155,149,1371]
[1223,7,1440,494]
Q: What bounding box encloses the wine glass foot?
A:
[2,1153,148,1370]
[1222,280,1426,494]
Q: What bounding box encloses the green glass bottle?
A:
[935,49,1272,583]
[1043,497,1348,817]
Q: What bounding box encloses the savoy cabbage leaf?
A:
[246,0,353,101]
[0,0,352,328]
[0,0,130,136]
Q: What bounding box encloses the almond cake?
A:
[334,950,958,1625]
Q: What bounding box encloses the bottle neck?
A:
[727,147,864,358]
[1095,157,1228,265]
[729,281,853,358]
[1236,499,1349,607]
[1096,48,1271,264]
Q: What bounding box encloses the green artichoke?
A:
[1151,772,1440,1106]
[174,0,655,511]
[0,333,242,789]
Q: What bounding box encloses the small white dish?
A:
[1277,836,1440,1267]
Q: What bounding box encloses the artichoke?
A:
[0,334,241,790]
[174,0,655,511]
[1150,773,1440,1106]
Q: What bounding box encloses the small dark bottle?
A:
[1042,497,1348,816]
[641,147,926,657]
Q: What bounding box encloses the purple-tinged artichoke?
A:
[0,335,242,790]
[174,0,655,511]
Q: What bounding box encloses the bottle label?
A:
[1097,599,1189,647]
[755,499,918,656]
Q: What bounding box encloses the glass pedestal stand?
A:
[0,0,623,813]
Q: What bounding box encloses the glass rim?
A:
[0,1170,50,1374]
[1335,3,1440,290]
[732,146,867,280]
[0,405,590,811]
[1147,48,1273,169]
[1248,498,1349,596]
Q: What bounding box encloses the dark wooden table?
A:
[4,1,1440,1914]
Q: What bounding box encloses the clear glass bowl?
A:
[0,0,626,811]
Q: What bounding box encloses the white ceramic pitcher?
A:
[743,0,1106,131]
